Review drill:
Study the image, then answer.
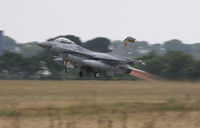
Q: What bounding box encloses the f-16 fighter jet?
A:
[37,37,156,80]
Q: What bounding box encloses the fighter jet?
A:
[37,37,156,80]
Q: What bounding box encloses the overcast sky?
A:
[0,0,200,44]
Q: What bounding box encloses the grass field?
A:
[0,80,200,128]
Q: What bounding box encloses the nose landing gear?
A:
[65,67,69,73]
[64,59,70,73]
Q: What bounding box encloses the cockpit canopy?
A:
[54,37,74,44]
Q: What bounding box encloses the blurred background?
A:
[0,32,200,80]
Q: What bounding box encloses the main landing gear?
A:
[79,71,83,78]
[94,72,101,78]
[78,71,101,78]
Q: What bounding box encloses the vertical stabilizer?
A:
[0,30,3,55]
[111,37,136,57]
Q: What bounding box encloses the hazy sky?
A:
[0,0,200,44]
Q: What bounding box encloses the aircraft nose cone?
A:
[37,41,52,48]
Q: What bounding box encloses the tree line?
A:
[3,35,200,59]
[136,51,200,80]
[1,34,200,80]
[0,50,200,80]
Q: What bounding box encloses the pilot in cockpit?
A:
[54,37,74,44]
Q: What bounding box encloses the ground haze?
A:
[0,80,200,128]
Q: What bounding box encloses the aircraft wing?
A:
[62,50,92,58]
[92,54,128,62]
[119,65,158,80]
[62,49,129,63]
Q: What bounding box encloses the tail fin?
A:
[111,37,136,57]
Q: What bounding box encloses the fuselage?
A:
[37,40,131,76]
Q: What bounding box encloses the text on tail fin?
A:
[110,36,136,57]
[125,37,136,43]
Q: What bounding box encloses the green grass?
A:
[0,81,200,128]
[0,110,18,117]
[0,101,199,117]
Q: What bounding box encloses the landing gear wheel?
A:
[79,71,83,78]
[94,72,101,78]
[65,68,69,73]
